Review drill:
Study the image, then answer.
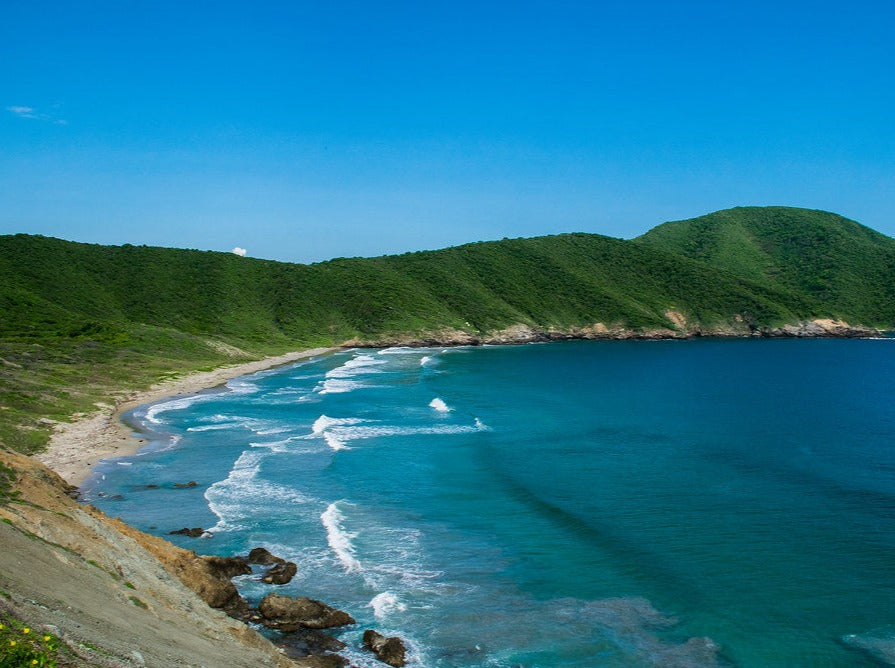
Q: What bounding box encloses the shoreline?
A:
[36,347,338,487]
[31,322,889,487]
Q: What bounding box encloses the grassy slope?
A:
[638,206,895,325]
[1,206,893,454]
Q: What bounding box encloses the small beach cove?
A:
[37,347,337,487]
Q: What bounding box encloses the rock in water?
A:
[262,561,298,584]
[247,546,286,565]
[168,527,206,537]
[173,481,198,488]
[276,628,348,656]
[258,594,355,631]
[203,555,251,578]
[363,629,407,667]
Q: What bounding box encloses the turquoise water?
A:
[85,340,895,667]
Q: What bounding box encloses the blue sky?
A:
[2,1,893,263]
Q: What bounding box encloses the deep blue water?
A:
[85,339,895,667]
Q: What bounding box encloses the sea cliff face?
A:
[0,448,299,667]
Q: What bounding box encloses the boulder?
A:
[168,527,206,537]
[173,556,248,613]
[173,481,198,488]
[248,547,286,565]
[204,555,251,579]
[258,594,355,631]
[262,561,297,585]
[363,629,407,667]
[275,628,347,657]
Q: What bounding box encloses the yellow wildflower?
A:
[23,627,30,634]
[9,640,16,646]
[32,661,39,666]
[44,635,52,642]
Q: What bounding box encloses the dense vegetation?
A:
[1,206,892,453]
[639,206,895,325]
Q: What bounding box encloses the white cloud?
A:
[232,247,247,257]
[7,105,37,118]
[6,105,67,124]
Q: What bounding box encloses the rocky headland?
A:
[0,448,401,667]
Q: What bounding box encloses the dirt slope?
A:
[0,448,296,667]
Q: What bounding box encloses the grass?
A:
[0,464,21,507]
[0,614,60,667]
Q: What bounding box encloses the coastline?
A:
[30,319,885,487]
[36,346,337,487]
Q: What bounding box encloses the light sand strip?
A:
[36,347,338,486]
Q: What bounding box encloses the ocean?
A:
[84,339,895,667]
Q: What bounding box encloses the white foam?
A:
[187,422,240,432]
[310,415,368,451]
[199,413,237,424]
[323,431,350,451]
[429,398,451,413]
[420,355,433,366]
[326,354,388,378]
[205,450,311,532]
[475,418,490,431]
[312,415,365,434]
[368,591,407,620]
[143,394,213,425]
[225,377,261,395]
[377,347,420,355]
[316,378,368,394]
[321,502,362,573]
[186,417,291,435]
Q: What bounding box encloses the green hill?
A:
[1,206,892,453]
[638,206,895,325]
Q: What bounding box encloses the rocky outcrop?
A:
[0,448,295,667]
[363,629,408,667]
[761,319,878,338]
[248,546,286,565]
[205,555,252,579]
[169,527,207,537]
[258,593,355,631]
[276,628,348,656]
[245,546,298,584]
[262,561,298,584]
[348,317,880,349]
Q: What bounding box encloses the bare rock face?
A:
[258,593,355,631]
[363,629,408,667]
[262,561,298,584]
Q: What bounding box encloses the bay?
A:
[85,339,895,666]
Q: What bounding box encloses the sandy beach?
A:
[35,347,337,487]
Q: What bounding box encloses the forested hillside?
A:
[1,206,891,453]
